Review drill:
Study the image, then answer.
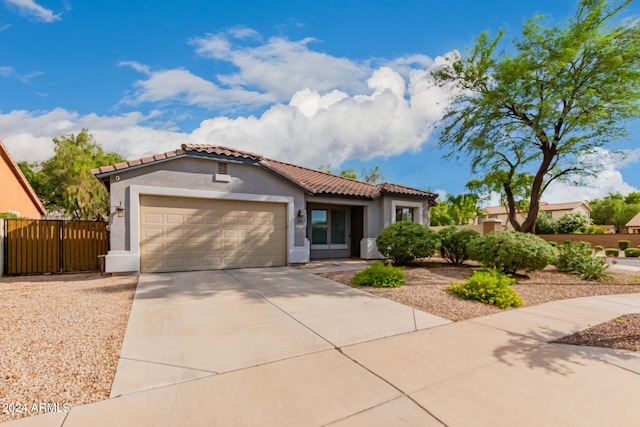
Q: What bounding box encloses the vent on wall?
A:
[214,162,231,182]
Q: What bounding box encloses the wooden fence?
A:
[3,219,109,275]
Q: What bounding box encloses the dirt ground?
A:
[319,258,640,351]
[0,273,137,422]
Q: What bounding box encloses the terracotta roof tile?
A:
[627,212,640,227]
[94,145,436,200]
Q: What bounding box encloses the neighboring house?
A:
[475,201,591,230]
[627,212,640,234]
[0,140,46,218]
[92,144,438,274]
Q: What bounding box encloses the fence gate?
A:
[3,219,109,275]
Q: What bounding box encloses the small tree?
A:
[535,214,556,234]
[376,221,440,265]
[19,129,126,220]
[433,0,640,233]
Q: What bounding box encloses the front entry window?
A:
[311,209,328,244]
[396,207,414,222]
[310,208,347,248]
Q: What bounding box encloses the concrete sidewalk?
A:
[4,267,640,427]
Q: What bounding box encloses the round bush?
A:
[467,231,557,274]
[605,248,620,257]
[593,245,604,252]
[555,213,590,234]
[535,214,556,234]
[548,241,558,248]
[624,248,640,257]
[438,227,481,264]
[618,240,630,250]
[376,221,440,265]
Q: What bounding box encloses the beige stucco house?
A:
[0,141,46,218]
[627,212,640,234]
[93,144,437,274]
[475,201,591,231]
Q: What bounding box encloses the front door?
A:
[350,206,363,258]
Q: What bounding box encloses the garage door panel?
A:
[140,196,286,273]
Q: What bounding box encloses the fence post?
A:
[0,218,4,277]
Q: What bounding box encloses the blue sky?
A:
[1,0,639,204]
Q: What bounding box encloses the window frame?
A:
[309,207,348,249]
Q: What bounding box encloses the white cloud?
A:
[0,64,449,168]
[119,63,276,110]
[0,66,13,76]
[191,30,369,100]
[543,148,639,203]
[4,0,61,22]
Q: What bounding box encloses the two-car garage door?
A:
[140,196,287,273]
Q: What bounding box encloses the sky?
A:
[1,0,640,205]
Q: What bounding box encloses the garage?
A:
[140,195,287,273]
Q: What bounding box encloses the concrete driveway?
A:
[7,266,640,427]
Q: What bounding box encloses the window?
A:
[310,208,347,248]
[395,207,414,222]
[546,212,553,219]
[311,210,328,244]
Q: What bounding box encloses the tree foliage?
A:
[589,192,640,231]
[430,192,480,226]
[19,129,125,220]
[317,164,385,183]
[433,0,640,233]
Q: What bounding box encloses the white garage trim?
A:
[105,185,300,273]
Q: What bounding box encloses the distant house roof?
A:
[93,144,437,201]
[0,141,46,216]
[627,212,640,228]
[483,201,591,216]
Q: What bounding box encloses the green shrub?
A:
[548,241,558,248]
[447,269,523,309]
[0,212,21,219]
[555,212,590,234]
[585,225,606,234]
[555,241,608,281]
[535,214,556,234]
[618,240,630,250]
[352,261,405,287]
[593,245,604,252]
[625,248,640,257]
[438,227,480,264]
[605,248,620,257]
[376,221,440,265]
[467,231,557,274]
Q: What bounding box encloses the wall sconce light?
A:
[116,202,125,217]
[296,209,304,224]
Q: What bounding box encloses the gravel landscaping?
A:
[318,258,640,350]
[0,273,137,423]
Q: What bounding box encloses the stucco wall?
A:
[0,155,42,218]
[107,157,307,253]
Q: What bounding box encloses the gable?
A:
[0,142,46,217]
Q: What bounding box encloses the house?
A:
[92,144,438,274]
[0,140,46,218]
[475,201,591,230]
[627,212,640,234]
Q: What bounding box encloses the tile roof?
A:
[627,212,640,227]
[93,144,436,200]
[483,201,590,215]
[0,140,46,216]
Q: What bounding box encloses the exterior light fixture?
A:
[297,209,304,223]
[116,202,125,217]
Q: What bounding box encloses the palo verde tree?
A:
[433,0,640,233]
[19,129,125,220]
